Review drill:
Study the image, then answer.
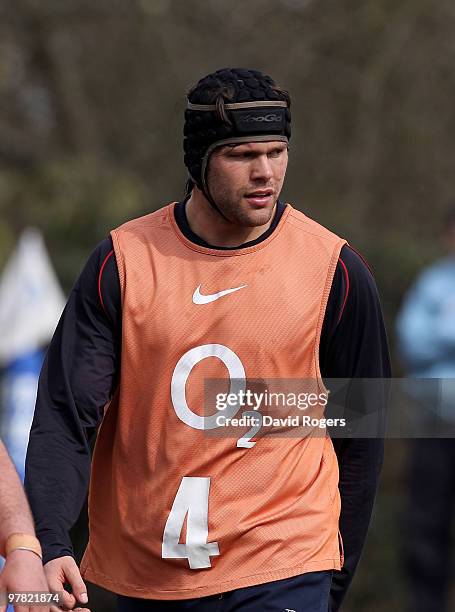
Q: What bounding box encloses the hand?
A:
[44,556,89,612]
[0,549,50,612]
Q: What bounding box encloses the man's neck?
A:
[185,190,275,248]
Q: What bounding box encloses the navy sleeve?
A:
[24,237,120,564]
[321,246,391,611]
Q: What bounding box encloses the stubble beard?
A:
[211,186,279,228]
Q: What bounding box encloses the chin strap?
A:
[192,155,231,222]
[201,183,231,222]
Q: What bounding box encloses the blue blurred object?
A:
[0,228,64,473]
[1,348,44,479]
[0,228,64,582]
[396,255,455,422]
[397,246,455,612]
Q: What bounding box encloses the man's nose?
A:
[250,155,273,181]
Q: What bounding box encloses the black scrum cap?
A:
[184,68,291,192]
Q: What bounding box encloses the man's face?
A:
[205,141,288,227]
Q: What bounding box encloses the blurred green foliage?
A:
[1,0,453,305]
[0,159,146,285]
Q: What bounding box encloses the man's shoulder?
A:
[413,256,455,298]
[419,256,455,280]
[113,202,175,236]
[285,204,346,246]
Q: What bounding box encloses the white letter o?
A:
[171,344,245,430]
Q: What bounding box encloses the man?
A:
[25,68,390,611]
[396,207,455,612]
[0,439,49,612]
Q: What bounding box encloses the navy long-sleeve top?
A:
[25,200,391,610]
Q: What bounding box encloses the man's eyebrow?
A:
[224,142,287,151]
[220,144,249,153]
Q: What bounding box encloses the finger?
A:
[46,581,75,611]
[50,606,71,612]
[46,583,75,611]
[63,565,88,606]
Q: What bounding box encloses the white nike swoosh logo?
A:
[192,284,247,304]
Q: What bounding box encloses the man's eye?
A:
[269,149,284,158]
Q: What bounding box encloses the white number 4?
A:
[162,476,220,569]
